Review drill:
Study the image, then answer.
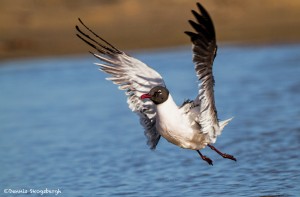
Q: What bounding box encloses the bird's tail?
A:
[208,117,233,144]
[219,117,233,132]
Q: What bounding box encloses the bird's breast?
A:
[155,95,208,150]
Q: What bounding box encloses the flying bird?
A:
[76,2,236,165]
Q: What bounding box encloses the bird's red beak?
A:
[140,93,151,100]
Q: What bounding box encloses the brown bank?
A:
[1,0,300,61]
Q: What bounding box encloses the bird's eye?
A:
[158,90,162,94]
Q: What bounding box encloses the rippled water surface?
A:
[1,45,300,197]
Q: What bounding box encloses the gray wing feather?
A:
[76,19,163,149]
[185,3,220,141]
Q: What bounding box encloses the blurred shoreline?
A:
[1,0,300,61]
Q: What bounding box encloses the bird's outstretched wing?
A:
[76,19,164,149]
[185,3,220,141]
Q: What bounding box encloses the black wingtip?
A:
[185,2,216,41]
[88,51,95,56]
[78,17,84,25]
[196,2,209,17]
[75,25,80,32]
[184,31,193,36]
[191,10,200,18]
[184,31,199,42]
[76,18,122,54]
[196,2,204,11]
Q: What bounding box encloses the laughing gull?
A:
[76,2,236,165]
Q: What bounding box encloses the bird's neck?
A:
[156,94,179,115]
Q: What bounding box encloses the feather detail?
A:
[185,3,230,142]
[76,18,165,149]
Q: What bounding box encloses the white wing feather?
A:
[185,3,232,143]
[76,20,164,149]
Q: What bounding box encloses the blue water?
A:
[0,44,300,197]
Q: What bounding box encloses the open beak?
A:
[140,93,151,100]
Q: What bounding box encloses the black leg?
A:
[208,144,237,161]
[196,150,213,166]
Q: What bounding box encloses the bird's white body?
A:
[155,95,209,150]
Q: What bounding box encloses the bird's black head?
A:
[141,86,169,105]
